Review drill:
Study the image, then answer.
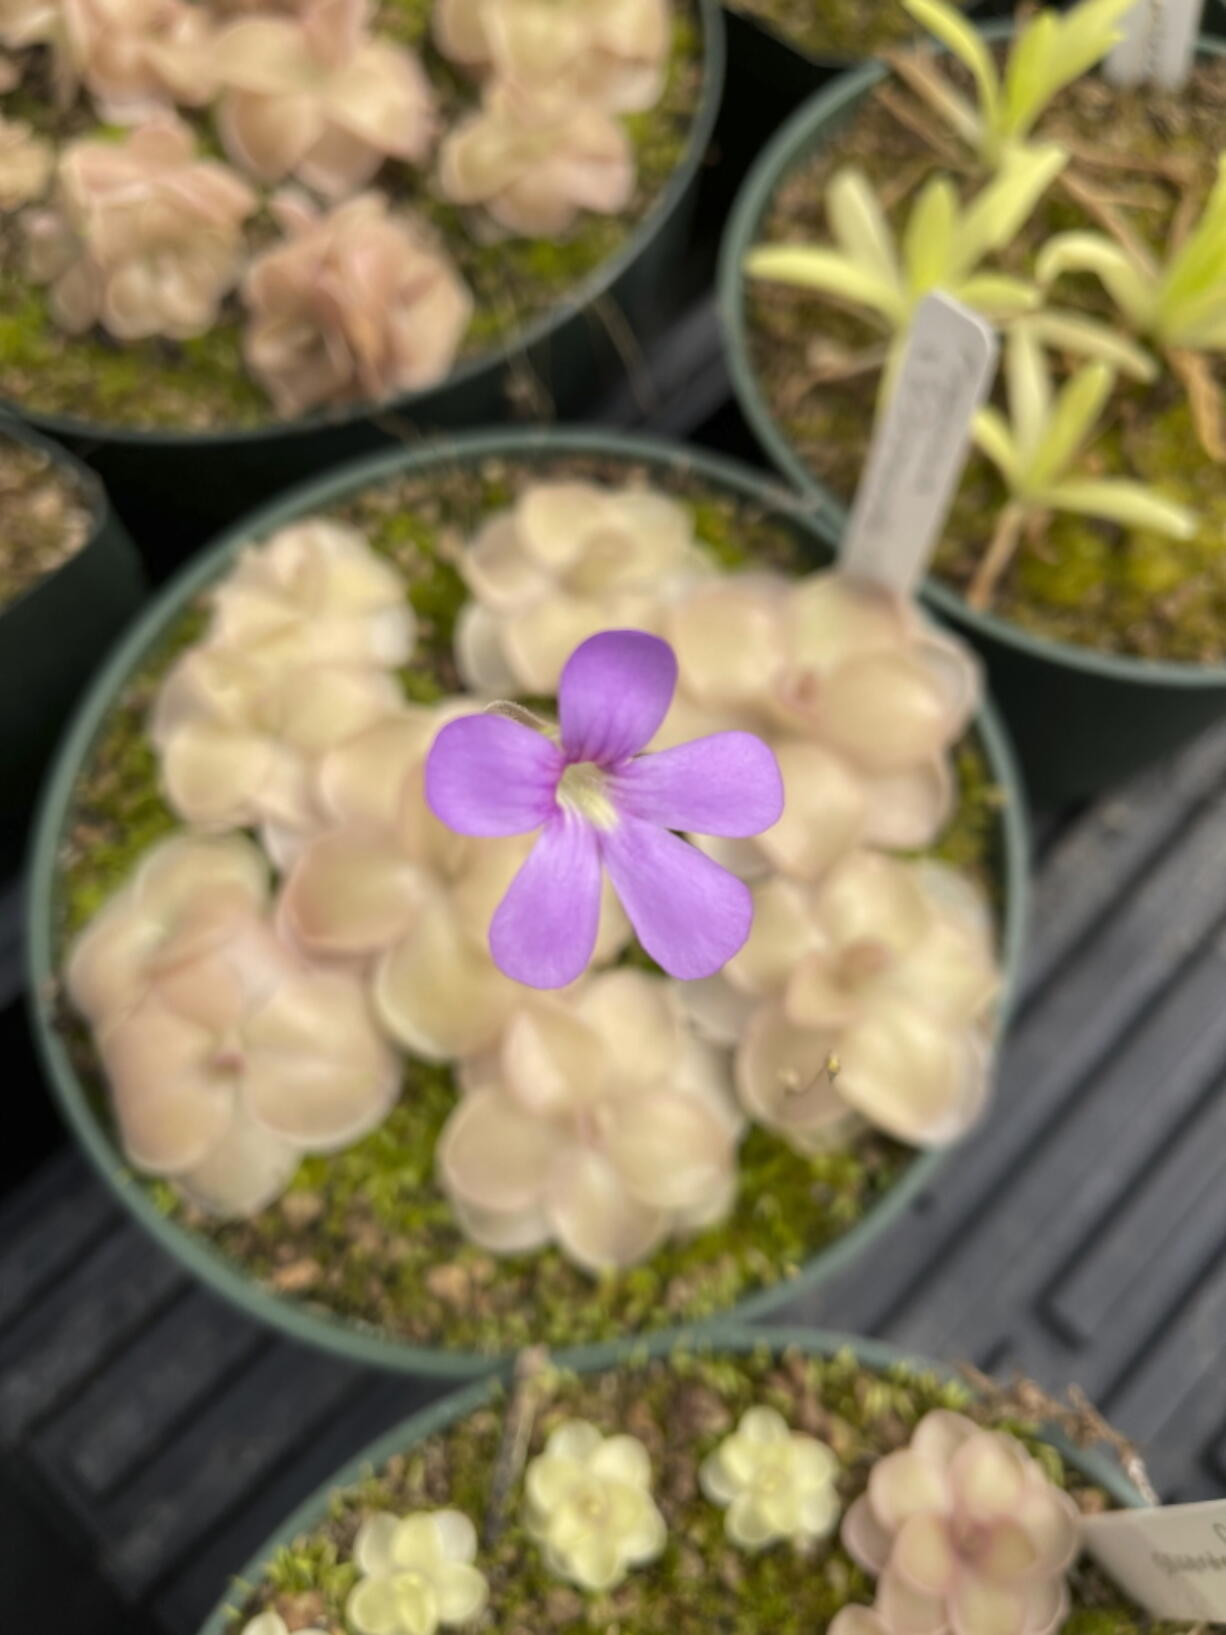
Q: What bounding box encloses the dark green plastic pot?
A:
[196,1322,1145,1635]
[0,416,145,866]
[719,32,1226,806]
[5,0,724,571]
[28,427,1029,1380]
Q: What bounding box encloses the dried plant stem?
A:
[959,1364,1161,1505]
[876,67,976,173]
[968,502,1028,611]
[1057,170,1152,267]
[1167,347,1226,463]
[1059,138,1195,187]
[483,1346,550,1549]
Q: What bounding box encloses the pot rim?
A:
[0,410,113,619]
[1,0,725,451]
[26,424,1030,1380]
[720,0,994,76]
[194,1319,1146,1635]
[716,26,1226,690]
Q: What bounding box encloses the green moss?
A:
[225,1346,1170,1635]
[51,452,1009,1356]
[728,0,970,59]
[744,52,1226,663]
[0,4,703,430]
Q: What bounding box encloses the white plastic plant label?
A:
[1105,0,1203,89]
[838,292,998,600]
[1082,1497,1226,1619]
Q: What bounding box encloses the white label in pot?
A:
[839,293,998,600]
[1083,1497,1226,1618]
[1105,0,1203,89]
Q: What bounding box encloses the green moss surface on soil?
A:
[0,430,92,608]
[224,1345,1175,1635]
[53,453,1007,1355]
[726,0,971,62]
[0,0,702,430]
[744,46,1226,662]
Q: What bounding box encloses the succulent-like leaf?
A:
[747,161,1059,348]
[744,244,907,325]
[1049,479,1198,535]
[1000,0,1135,144]
[973,329,1197,541]
[953,144,1067,271]
[1021,310,1157,381]
[903,0,998,134]
[903,0,1134,165]
[1039,159,1226,355]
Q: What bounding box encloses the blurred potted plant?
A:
[0,416,144,860]
[29,427,1027,1375]
[720,0,1226,801]
[0,0,723,556]
[198,1325,1154,1635]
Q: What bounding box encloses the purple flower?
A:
[425,630,785,989]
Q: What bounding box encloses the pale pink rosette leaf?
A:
[437,968,743,1273]
[453,479,710,697]
[241,191,471,415]
[437,80,635,237]
[840,1411,1080,1635]
[213,0,436,196]
[433,0,671,113]
[25,116,256,342]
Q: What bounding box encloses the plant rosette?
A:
[0,416,144,854]
[199,1325,1170,1635]
[28,427,1028,1377]
[720,8,1226,802]
[0,0,723,545]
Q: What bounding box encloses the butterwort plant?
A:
[424,629,785,988]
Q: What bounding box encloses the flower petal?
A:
[600,817,751,980]
[558,629,677,764]
[489,812,602,989]
[610,731,783,838]
[426,712,563,836]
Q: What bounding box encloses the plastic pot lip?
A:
[717,28,1226,692]
[0,408,115,619]
[1,0,725,453]
[195,1318,1146,1635]
[721,0,995,76]
[26,423,1030,1382]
